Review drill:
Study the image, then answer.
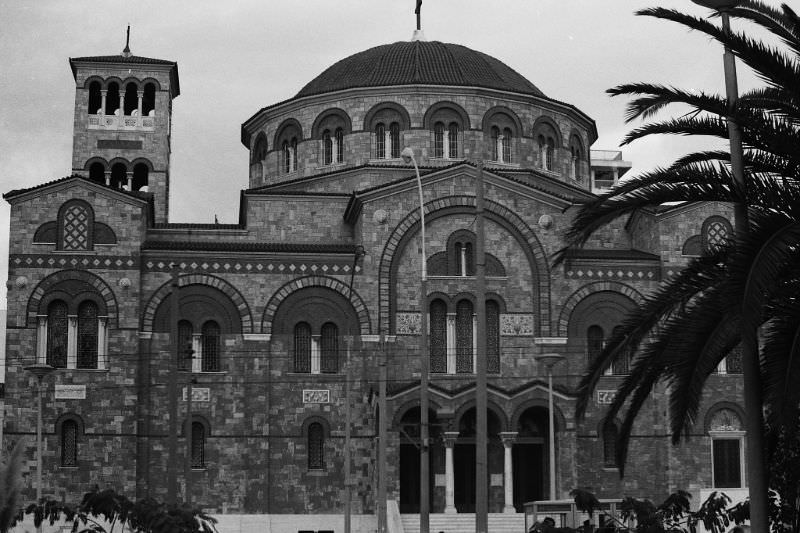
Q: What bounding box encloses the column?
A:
[118,93,124,125]
[446,314,456,374]
[97,317,108,370]
[192,333,202,373]
[443,431,459,513]
[67,315,78,369]
[104,170,111,186]
[443,130,450,159]
[500,432,518,513]
[100,90,107,115]
[497,135,504,163]
[137,90,143,124]
[36,316,48,364]
[126,171,133,190]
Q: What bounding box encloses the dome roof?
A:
[295,40,546,99]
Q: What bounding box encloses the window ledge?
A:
[286,372,340,376]
[427,275,508,281]
[307,469,327,477]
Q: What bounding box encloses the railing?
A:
[87,114,154,131]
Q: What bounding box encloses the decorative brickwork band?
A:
[556,281,644,337]
[260,275,371,335]
[379,193,551,336]
[25,269,118,328]
[141,273,254,333]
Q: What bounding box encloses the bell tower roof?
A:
[69,54,180,97]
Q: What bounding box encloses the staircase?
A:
[400,513,525,533]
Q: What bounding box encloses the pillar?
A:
[67,315,78,369]
[36,316,47,364]
[100,90,107,116]
[500,431,518,513]
[137,90,143,122]
[443,431,459,513]
[446,314,455,374]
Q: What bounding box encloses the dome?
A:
[295,40,546,99]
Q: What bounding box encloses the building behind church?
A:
[3,27,747,533]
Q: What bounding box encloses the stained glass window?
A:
[429,299,447,373]
[713,439,741,487]
[294,322,312,373]
[390,122,400,158]
[61,420,78,467]
[375,123,385,159]
[602,422,618,468]
[46,300,68,368]
[323,130,332,165]
[456,299,474,373]
[61,203,90,251]
[308,422,325,470]
[178,320,193,371]
[491,127,500,161]
[611,325,630,375]
[587,325,604,364]
[434,122,444,158]
[191,421,205,468]
[487,300,500,373]
[77,301,98,369]
[320,322,338,373]
[335,127,344,163]
[448,122,459,158]
[201,321,220,372]
[703,216,732,254]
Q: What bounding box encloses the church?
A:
[3,16,747,533]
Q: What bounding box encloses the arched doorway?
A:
[513,407,549,510]
[398,407,439,513]
[454,407,503,513]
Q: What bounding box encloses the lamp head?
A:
[400,147,415,164]
[535,353,565,368]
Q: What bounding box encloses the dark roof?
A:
[3,175,151,203]
[142,241,358,254]
[69,55,180,97]
[563,249,661,261]
[296,41,545,99]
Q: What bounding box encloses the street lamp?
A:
[400,146,430,533]
[534,353,564,500]
[24,363,55,532]
[690,2,768,531]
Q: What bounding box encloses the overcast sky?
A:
[0,0,769,309]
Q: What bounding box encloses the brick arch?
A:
[453,399,509,433]
[260,275,371,335]
[392,398,443,429]
[141,273,253,333]
[510,397,568,433]
[26,269,118,328]
[379,194,551,336]
[557,281,644,337]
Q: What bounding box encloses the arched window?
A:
[201,321,220,372]
[61,419,78,467]
[89,162,105,183]
[142,83,156,116]
[322,130,333,165]
[178,320,193,371]
[375,123,386,159]
[456,299,474,373]
[282,141,290,173]
[587,325,604,364]
[132,163,149,191]
[88,81,102,114]
[430,299,447,373]
[123,82,138,115]
[46,300,68,368]
[110,162,127,190]
[76,301,98,369]
[294,322,312,373]
[702,216,732,254]
[105,82,120,115]
[335,127,344,163]
[434,122,445,158]
[308,422,325,470]
[320,322,338,374]
[448,122,459,158]
[502,127,512,163]
[290,138,298,171]
[491,127,500,162]
[486,300,500,373]
[602,421,618,468]
[610,325,630,375]
[191,421,206,468]
[390,122,400,158]
[570,144,582,180]
[709,408,744,488]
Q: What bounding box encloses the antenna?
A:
[122,24,131,57]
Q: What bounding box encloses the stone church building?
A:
[3,29,747,532]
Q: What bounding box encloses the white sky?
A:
[0,0,768,309]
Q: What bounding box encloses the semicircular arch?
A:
[26,269,118,328]
[422,100,471,130]
[557,281,644,337]
[311,107,353,139]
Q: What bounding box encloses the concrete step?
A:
[400,513,525,533]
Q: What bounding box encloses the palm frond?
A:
[620,116,729,146]
[606,83,727,123]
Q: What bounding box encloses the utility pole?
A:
[377,334,388,533]
[184,344,194,505]
[167,265,179,503]
[344,335,352,533]
[474,160,488,533]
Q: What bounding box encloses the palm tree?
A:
[0,439,26,533]
[555,2,800,531]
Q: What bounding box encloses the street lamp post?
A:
[690,2,768,531]
[25,363,55,533]
[534,354,564,500]
[400,147,429,533]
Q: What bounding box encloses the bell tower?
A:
[69,29,179,223]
